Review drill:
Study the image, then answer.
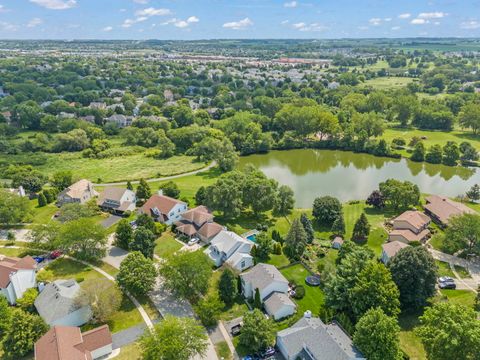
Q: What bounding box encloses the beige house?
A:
[424,195,476,226]
[388,210,430,244]
[175,206,223,243]
[57,179,98,206]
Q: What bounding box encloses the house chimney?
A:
[304,310,312,319]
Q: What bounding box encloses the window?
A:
[241,260,245,268]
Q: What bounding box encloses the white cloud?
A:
[29,0,76,10]
[293,22,327,32]
[223,17,253,30]
[135,7,171,17]
[103,26,113,32]
[369,18,382,26]
[384,18,392,22]
[418,12,447,19]
[133,0,149,3]
[284,1,297,8]
[161,16,199,29]
[411,18,427,25]
[281,20,290,25]
[0,21,17,31]
[27,18,43,28]
[398,13,411,19]
[461,20,480,29]
[391,26,401,30]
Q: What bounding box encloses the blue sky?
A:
[0,0,479,39]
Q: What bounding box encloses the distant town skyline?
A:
[0,0,479,40]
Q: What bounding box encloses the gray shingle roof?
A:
[240,263,288,293]
[277,317,365,360]
[264,292,296,316]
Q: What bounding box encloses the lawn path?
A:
[94,161,216,186]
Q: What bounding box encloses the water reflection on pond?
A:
[238,149,478,207]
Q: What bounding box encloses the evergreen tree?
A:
[218,268,238,306]
[130,227,156,259]
[466,184,480,202]
[126,181,133,191]
[136,178,151,204]
[331,214,346,236]
[284,218,307,260]
[37,193,47,207]
[300,213,315,244]
[352,213,370,243]
[254,288,262,309]
[195,186,207,205]
[410,141,426,162]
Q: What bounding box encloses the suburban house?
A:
[35,325,112,360]
[388,210,431,244]
[276,315,365,360]
[35,280,92,327]
[424,195,476,226]
[0,256,37,305]
[381,241,409,264]
[105,114,133,128]
[139,193,188,225]
[204,230,254,271]
[175,206,223,243]
[97,187,136,215]
[57,179,98,206]
[7,185,26,197]
[240,263,296,320]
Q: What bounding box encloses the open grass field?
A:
[154,231,183,258]
[359,77,415,90]
[0,151,205,183]
[280,264,325,317]
[115,343,141,360]
[398,313,427,360]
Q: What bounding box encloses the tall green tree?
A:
[218,268,238,306]
[379,179,420,210]
[283,218,307,260]
[416,303,480,360]
[194,292,224,328]
[158,251,212,303]
[411,141,426,162]
[239,309,276,353]
[51,170,73,191]
[136,178,151,204]
[351,213,370,243]
[2,309,48,359]
[350,261,400,319]
[130,227,156,259]
[425,144,443,164]
[467,184,480,202]
[0,296,12,340]
[331,214,346,236]
[312,196,343,225]
[0,190,31,225]
[273,185,295,216]
[300,213,315,243]
[442,141,460,166]
[140,316,208,360]
[389,246,437,310]
[117,252,157,297]
[254,232,273,260]
[115,219,133,250]
[353,308,403,360]
[59,218,107,260]
[159,181,180,199]
[458,102,480,134]
[444,213,480,254]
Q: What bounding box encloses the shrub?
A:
[293,285,305,299]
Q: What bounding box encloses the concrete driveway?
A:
[103,245,129,269]
[101,215,122,229]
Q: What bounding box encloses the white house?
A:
[35,325,112,360]
[35,280,92,327]
[204,231,254,272]
[139,192,188,225]
[240,263,296,320]
[0,256,37,305]
[57,179,98,206]
[97,187,136,214]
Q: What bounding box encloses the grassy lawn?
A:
[439,289,476,308]
[38,258,146,333]
[0,246,44,257]
[280,264,325,317]
[398,313,427,360]
[115,343,141,360]
[382,127,480,153]
[215,341,232,360]
[435,260,455,278]
[0,152,206,183]
[208,270,249,321]
[454,265,471,278]
[28,201,58,225]
[265,253,290,268]
[154,231,183,258]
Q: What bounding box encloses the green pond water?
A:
[238,149,479,208]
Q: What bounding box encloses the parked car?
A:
[188,237,200,246]
[33,256,45,263]
[438,276,454,283]
[260,347,275,358]
[49,250,62,259]
[231,324,242,336]
[439,281,456,289]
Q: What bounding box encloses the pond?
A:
[238,149,479,208]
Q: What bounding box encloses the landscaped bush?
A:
[293,285,305,299]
